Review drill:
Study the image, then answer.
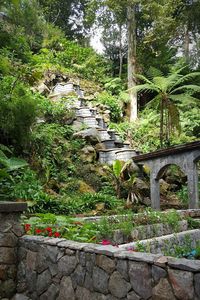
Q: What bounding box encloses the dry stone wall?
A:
[16,236,200,300]
[0,202,27,299]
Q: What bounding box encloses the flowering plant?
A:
[24,223,61,238]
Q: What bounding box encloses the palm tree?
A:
[132,67,200,147]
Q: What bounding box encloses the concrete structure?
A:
[133,141,200,210]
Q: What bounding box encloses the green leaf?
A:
[113,160,123,178]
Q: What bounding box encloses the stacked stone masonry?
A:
[16,236,200,300]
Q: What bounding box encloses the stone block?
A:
[152,265,167,284]
[76,286,91,300]
[96,255,116,274]
[108,271,131,298]
[58,255,78,276]
[92,266,109,294]
[194,273,200,298]
[57,276,75,300]
[36,269,52,295]
[168,268,194,300]
[0,247,16,264]
[129,261,152,299]
[152,278,175,300]
[116,259,129,281]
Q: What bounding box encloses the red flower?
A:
[48,231,53,237]
[101,239,111,245]
[25,224,31,232]
[45,227,52,232]
[35,228,43,234]
[54,232,60,238]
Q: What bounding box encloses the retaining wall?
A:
[0,203,200,300]
[17,235,200,300]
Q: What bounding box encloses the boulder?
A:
[80,146,96,162]
[73,128,101,143]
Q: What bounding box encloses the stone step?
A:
[76,108,92,117]
[101,139,116,149]
[97,129,111,141]
[96,116,107,129]
[76,116,98,127]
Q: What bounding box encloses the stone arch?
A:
[155,163,186,181]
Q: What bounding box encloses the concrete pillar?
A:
[0,202,27,299]
[187,163,199,209]
[150,174,160,210]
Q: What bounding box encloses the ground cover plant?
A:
[22,209,191,245]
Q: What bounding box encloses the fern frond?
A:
[169,94,198,105]
[146,67,164,80]
[172,85,200,94]
[134,74,153,85]
[129,83,159,93]
[170,72,200,90]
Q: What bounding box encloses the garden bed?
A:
[22,209,200,259]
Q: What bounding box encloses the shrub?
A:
[0,76,39,151]
[96,91,122,122]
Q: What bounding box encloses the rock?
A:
[129,262,152,299]
[84,272,94,291]
[92,266,109,294]
[108,271,131,298]
[116,259,129,281]
[71,264,86,287]
[0,279,16,298]
[135,178,149,197]
[152,278,176,300]
[58,276,75,300]
[78,181,95,194]
[0,248,16,264]
[80,146,96,162]
[152,265,167,284]
[160,179,170,194]
[127,290,141,300]
[36,269,51,295]
[58,255,78,276]
[168,269,194,300]
[194,273,200,298]
[0,233,18,247]
[36,83,50,95]
[96,255,115,274]
[73,128,101,143]
[94,142,106,151]
[40,284,59,300]
[76,286,91,300]
[12,294,30,300]
[26,251,37,271]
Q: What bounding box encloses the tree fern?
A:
[131,67,200,147]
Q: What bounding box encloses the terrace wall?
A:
[16,235,200,300]
[0,203,200,300]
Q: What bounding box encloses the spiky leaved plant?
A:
[132,67,200,147]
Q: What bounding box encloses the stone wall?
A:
[0,202,27,299]
[17,235,200,300]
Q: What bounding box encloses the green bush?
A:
[0,76,39,151]
[38,97,75,125]
[96,91,122,122]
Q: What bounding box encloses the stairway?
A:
[49,82,139,165]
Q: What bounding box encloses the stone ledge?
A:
[0,202,27,212]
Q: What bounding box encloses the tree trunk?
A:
[127,4,137,121]
[119,24,123,79]
[184,23,190,63]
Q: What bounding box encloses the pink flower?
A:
[101,239,111,245]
